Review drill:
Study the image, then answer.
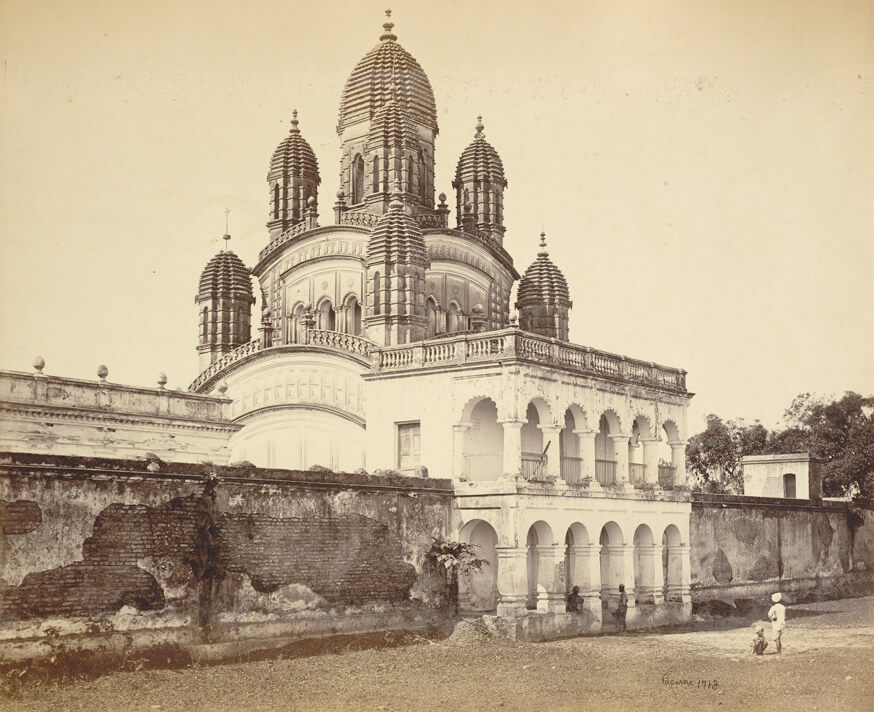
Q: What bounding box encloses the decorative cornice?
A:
[234,403,366,429]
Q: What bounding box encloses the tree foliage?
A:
[423,538,489,612]
[686,391,874,497]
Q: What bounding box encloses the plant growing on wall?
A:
[423,538,489,613]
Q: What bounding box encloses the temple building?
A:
[189,12,694,627]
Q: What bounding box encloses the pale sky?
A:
[1,0,872,435]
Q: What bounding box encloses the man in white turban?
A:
[768,592,786,654]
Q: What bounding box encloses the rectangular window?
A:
[397,421,421,472]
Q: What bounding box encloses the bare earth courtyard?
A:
[2,595,872,712]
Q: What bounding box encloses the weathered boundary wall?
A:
[0,453,453,662]
[691,493,874,604]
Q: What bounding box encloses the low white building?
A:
[741,453,822,500]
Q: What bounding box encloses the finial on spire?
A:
[538,230,548,256]
[475,116,485,138]
[290,109,299,132]
[380,8,396,41]
[223,208,231,249]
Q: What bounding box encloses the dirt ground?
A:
[3,596,874,712]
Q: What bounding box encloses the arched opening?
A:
[462,398,503,481]
[426,298,438,337]
[373,272,381,315]
[417,150,426,199]
[662,524,683,602]
[318,300,336,331]
[659,420,680,488]
[405,154,414,194]
[446,302,461,333]
[345,296,362,335]
[599,521,624,607]
[372,155,380,194]
[783,473,797,499]
[521,402,545,479]
[565,523,590,595]
[595,413,618,485]
[633,524,656,604]
[351,154,364,204]
[526,521,554,611]
[458,519,498,613]
[272,183,280,219]
[559,407,582,483]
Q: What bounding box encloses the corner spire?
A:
[380,9,396,42]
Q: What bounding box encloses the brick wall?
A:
[0,452,452,657]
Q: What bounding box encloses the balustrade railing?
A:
[307,329,374,357]
[189,340,262,391]
[561,456,583,483]
[658,464,677,488]
[521,451,546,480]
[339,211,380,228]
[258,221,310,261]
[629,463,647,485]
[595,459,617,486]
[372,328,686,393]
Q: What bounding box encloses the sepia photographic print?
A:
[1,1,873,710]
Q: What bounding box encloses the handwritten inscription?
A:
[662,675,719,690]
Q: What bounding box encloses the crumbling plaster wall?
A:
[0,453,453,655]
[690,495,874,602]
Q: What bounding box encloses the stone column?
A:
[609,434,631,486]
[452,424,469,480]
[495,546,528,617]
[535,544,566,612]
[641,437,660,485]
[649,545,665,604]
[574,430,599,489]
[607,543,636,609]
[574,543,602,611]
[666,543,692,603]
[500,419,525,479]
[539,425,561,479]
[669,441,687,486]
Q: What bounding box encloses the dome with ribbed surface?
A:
[338,14,437,135]
[268,111,320,185]
[366,195,428,266]
[198,248,253,300]
[368,99,418,148]
[517,234,570,306]
[454,118,507,188]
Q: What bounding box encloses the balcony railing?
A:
[629,463,647,485]
[372,328,686,393]
[190,339,262,392]
[658,464,678,488]
[307,329,374,357]
[595,459,617,486]
[560,456,583,483]
[521,451,546,480]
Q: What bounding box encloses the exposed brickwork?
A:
[219,512,416,604]
[0,499,42,535]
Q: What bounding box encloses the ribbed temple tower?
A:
[195,236,255,370]
[364,187,430,345]
[453,117,508,243]
[516,232,572,341]
[337,11,438,215]
[267,110,320,238]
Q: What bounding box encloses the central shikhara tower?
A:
[191,11,693,624]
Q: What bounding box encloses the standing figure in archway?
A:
[612,584,628,631]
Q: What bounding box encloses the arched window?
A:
[418,150,426,199]
[272,184,280,219]
[200,307,209,344]
[447,302,460,333]
[346,296,362,335]
[318,300,336,331]
[783,473,797,499]
[373,272,381,315]
[426,298,438,337]
[351,154,364,204]
[406,154,414,194]
[372,155,380,194]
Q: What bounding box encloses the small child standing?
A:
[768,592,786,654]
[750,625,768,656]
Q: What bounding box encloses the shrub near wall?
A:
[0,453,453,662]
